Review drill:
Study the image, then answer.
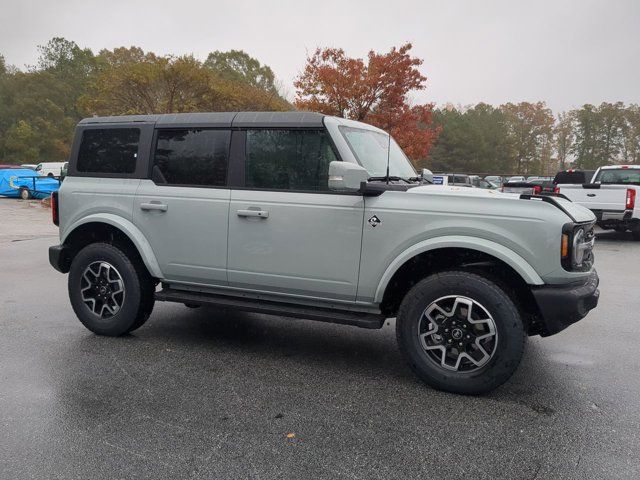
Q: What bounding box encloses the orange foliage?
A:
[294,44,439,160]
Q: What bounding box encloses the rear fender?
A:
[61,213,163,278]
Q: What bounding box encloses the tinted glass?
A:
[245,130,337,191]
[154,129,230,186]
[593,168,640,185]
[554,171,586,184]
[77,128,140,174]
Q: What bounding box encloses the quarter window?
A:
[245,130,337,191]
[77,128,140,174]
[153,129,230,186]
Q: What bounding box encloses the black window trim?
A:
[149,126,233,189]
[68,123,154,179]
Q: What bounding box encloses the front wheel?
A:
[68,243,155,336]
[19,188,31,200]
[396,271,525,395]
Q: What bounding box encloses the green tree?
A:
[555,111,574,170]
[426,104,514,173]
[622,104,640,163]
[500,102,554,175]
[571,103,626,168]
[204,49,277,92]
[4,120,40,162]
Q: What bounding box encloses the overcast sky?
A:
[1,0,638,112]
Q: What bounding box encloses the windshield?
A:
[593,168,640,185]
[339,126,417,180]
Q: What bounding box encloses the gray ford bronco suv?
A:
[49,112,599,394]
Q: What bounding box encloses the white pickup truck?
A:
[557,165,640,240]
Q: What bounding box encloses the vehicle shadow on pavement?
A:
[57,303,572,405]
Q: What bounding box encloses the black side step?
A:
[155,288,386,329]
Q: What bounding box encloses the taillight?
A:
[533,185,542,195]
[626,189,636,210]
[51,191,59,226]
[554,186,560,194]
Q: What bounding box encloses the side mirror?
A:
[328,161,369,192]
[421,168,434,184]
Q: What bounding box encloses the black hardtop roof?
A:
[78,111,326,128]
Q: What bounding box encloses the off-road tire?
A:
[396,271,526,395]
[68,242,154,336]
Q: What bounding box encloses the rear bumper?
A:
[592,209,633,222]
[49,244,71,273]
[531,270,599,337]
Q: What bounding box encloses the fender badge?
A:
[368,215,381,227]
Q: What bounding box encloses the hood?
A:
[406,185,596,223]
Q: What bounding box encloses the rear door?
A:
[227,129,364,301]
[134,128,231,285]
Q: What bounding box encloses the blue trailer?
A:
[0,168,61,200]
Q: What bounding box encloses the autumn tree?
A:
[80,47,290,116]
[294,44,439,161]
[0,38,289,164]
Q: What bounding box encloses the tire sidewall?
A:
[68,243,142,336]
[397,272,525,394]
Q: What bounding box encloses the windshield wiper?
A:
[368,176,411,184]
[406,176,422,183]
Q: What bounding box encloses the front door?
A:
[227,129,364,301]
[134,128,231,285]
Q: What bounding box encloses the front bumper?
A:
[531,270,599,337]
[49,244,71,273]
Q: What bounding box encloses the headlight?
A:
[562,223,595,271]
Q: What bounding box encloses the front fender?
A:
[61,213,163,279]
[373,235,544,303]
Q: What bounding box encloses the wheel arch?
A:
[375,237,545,332]
[61,214,162,279]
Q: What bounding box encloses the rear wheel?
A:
[396,271,525,395]
[68,243,154,336]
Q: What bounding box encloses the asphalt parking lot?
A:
[1,198,639,479]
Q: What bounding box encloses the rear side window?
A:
[245,129,337,191]
[153,129,231,186]
[77,128,140,174]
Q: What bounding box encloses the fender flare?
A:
[373,235,544,303]
[61,213,163,279]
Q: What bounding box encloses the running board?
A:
[155,288,386,329]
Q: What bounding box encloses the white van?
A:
[35,162,66,177]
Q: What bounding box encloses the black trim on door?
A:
[68,123,155,179]
[228,130,246,188]
[147,127,233,189]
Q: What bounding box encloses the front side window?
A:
[245,129,337,191]
[339,126,416,180]
[153,129,230,186]
[77,128,140,174]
